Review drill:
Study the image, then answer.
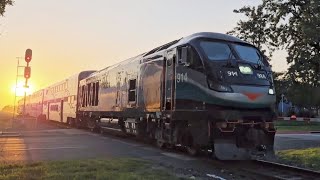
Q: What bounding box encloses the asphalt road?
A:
[0,124,235,179]
[275,133,320,150]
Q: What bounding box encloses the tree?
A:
[273,71,290,103]
[0,0,13,17]
[264,0,320,87]
[230,0,320,114]
[228,5,275,58]
[1,105,14,113]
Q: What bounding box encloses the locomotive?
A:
[19,32,276,160]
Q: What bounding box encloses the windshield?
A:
[233,44,263,65]
[199,41,265,65]
[199,41,235,61]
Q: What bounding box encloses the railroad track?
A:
[47,120,71,129]
[204,158,320,180]
[46,120,320,180]
[249,159,320,180]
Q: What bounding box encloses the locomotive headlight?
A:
[239,65,253,74]
[221,122,227,128]
[207,79,233,92]
[268,88,275,95]
[217,122,228,128]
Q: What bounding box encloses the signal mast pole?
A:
[22,68,28,117]
[22,49,32,117]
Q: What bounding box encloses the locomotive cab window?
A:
[178,46,204,72]
[200,41,235,61]
[128,79,136,102]
[188,47,204,72]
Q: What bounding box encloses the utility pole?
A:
[281,94,285,116]
[11,57,24,127]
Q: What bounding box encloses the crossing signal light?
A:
[25,49,32,63]
[24,66,31,79]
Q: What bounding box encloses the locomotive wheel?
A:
[99,127,105,134]
[156,139,166,148]
[87,119,97,132]
[67,118,73,126]
[70,118,76,127]
[75,118,82,129]
[185,134,199,156]
[187,146,199,156]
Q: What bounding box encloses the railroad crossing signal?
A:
[25,49,32,63]
[24,66,31,79]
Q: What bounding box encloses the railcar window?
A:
[95,82,99,106]
[91,83,94,105]
[82,86,85,107]
[88,84,91,106]
[200,41,235,61]
[128,79,136,102]
[87,84,91,106]
[167,59,172,66]
[85,86,88,107]
[92,83,96,106]
[50,105,59,111]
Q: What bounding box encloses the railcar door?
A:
[115,72,121,109]
[164,50,176,110]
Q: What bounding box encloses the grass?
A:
[277,148,320,171]
[275,120,320,132]
[0,158,179,180]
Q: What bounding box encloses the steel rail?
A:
[250,159,320,180]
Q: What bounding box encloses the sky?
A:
[0,0,288,109]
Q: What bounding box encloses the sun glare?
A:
[11,81,35,97]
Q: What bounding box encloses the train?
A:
[18,32,276,160]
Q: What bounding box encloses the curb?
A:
[0,134,20,138]
[310,131,320,134]
[0,131,21,137]
[0,131,20,134]
[276,131,310,134]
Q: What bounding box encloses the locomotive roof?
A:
[177,32,246,45]
[86,32,247,78]
[144,32,246,57]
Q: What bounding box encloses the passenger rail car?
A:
[17,90,43,118]
[42,71,95,124]
[18,71,95,124]
[78,32,276,160]
[27,90,44,118]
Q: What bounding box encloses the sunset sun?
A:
[11,81,35,97]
